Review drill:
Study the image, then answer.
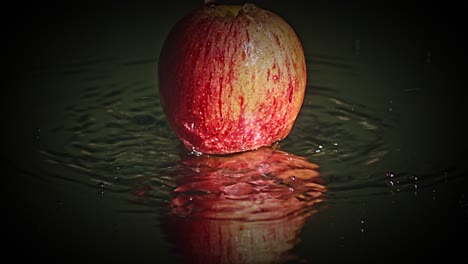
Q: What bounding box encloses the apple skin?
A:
[158,3,307,154]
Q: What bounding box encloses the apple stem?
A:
[204,0,217,6]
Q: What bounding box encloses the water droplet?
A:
[359,218,365,233]
[289,187,295,192]
[290,176,296,181]
[388,100,393,112]
[410,175,418,181]
[35,128,41,140]
[189,148,203,156]
[385,171,395,178]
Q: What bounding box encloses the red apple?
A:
[158,2,307,154]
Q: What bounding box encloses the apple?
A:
[158,2,307,154]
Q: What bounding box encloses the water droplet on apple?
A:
[183,122,196,132]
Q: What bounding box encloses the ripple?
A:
[282,53,463,201]
[284,83,396,166]
[34,57,178,204]
[34,53,465,211]
[169,146,325,221]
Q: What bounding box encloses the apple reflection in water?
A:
[161,144,326,264]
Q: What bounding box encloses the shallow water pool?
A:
[7,1,467,263]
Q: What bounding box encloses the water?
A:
[7,1,467,263]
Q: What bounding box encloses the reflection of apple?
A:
[158,3,307,154]
[164,212,307,264]
[162,146,325,263]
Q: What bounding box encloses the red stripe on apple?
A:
[159,3,306,154]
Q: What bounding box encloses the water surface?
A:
[8,1,467,263]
